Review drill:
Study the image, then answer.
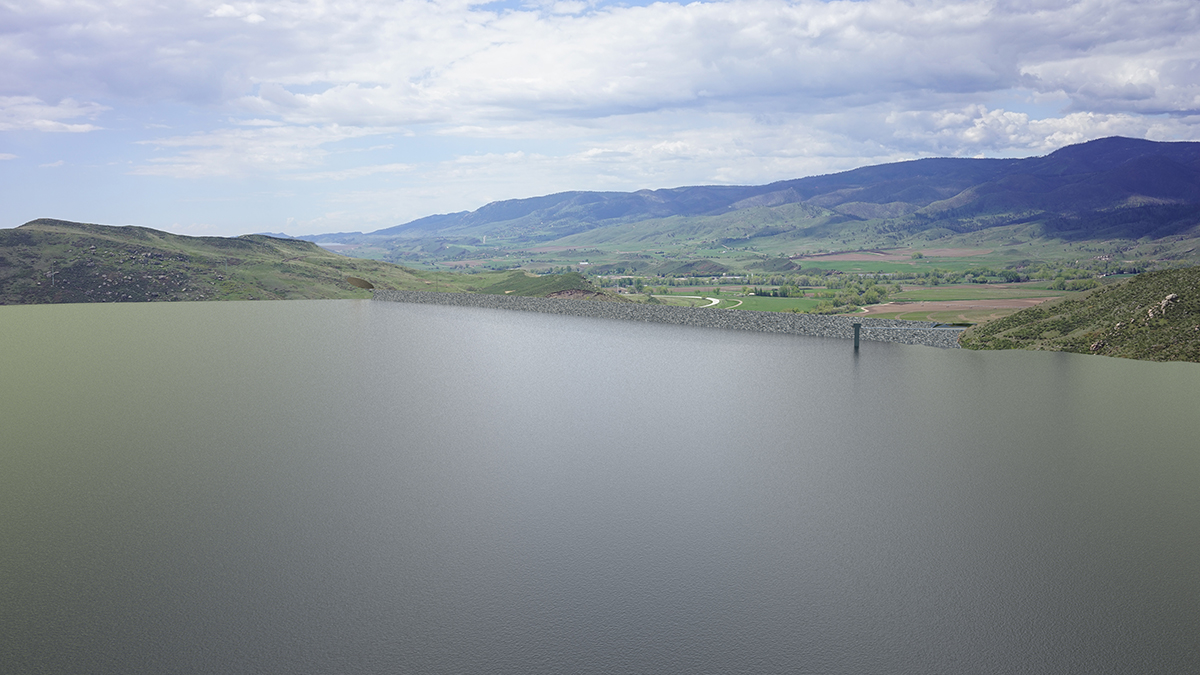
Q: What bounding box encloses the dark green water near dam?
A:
[3,299,1199,673]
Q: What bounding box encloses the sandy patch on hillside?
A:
[799,252,910,261]
[920,248,993,257]
[546,289,610,300]
[797,247,992,262]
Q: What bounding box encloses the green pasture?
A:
[793,260,924,274]
[729,295,821,312]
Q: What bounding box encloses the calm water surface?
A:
[2,299,1199,674]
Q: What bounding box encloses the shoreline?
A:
[372,289,964,349]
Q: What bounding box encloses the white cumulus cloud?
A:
[0,96,107,132]
[133,124,394,178]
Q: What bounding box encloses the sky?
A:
[3,0,1200,237]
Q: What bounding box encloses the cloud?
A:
[0,96,107,132]
[0,153,16,160]
[133,124,394,177]
[7,1,1200,234]
[10,1,1200,123]
[230,0,1021,124]
[886,104,1200,155]
[294,162,414,181]
[234,2,1200,125]
[207,3,266,23]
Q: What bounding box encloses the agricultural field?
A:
[726,295,822,312]
[889,284,1067,301]
[853,283,1083,323]
[601,275,1097,321]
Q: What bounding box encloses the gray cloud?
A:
[7,1,1198,119]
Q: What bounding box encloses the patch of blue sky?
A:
[316,130,577,169]
[0,120,151,178]
[0,147,202,231]
[987,88,1071,121]
[256,82,341,97]
[476,0,671,13]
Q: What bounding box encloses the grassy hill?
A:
[472,270,614,297]
[959,266,1200,362]
[0,219,603,304]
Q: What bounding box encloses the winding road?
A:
[651,295,740,308]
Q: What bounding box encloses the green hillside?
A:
[959,266,1200,362]
[0,219,602,304]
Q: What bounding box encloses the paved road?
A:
[651,294,722,307]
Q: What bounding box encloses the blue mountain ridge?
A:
[291,137,1200,244]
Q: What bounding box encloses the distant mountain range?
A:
[292,137,1200,248]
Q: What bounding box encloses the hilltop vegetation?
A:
[959,266,1200,362]
[0,220,605,304]
[472,270,617,298]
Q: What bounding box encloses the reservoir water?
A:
[3,299,1199,673]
